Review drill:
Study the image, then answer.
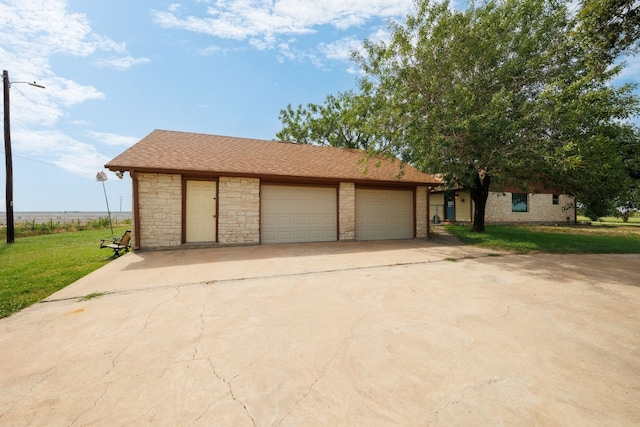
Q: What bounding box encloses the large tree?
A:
[353,0,638,231]
[276,90,380,150]
[276,0,639,231]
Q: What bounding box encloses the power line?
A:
[0,149,58,167]
[9,84,50,118]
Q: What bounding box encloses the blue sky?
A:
[0,0,416,212]
[1,0,638,212]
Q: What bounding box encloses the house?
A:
[105,130,441,250]
[429,187,577,225]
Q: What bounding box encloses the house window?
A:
[552,194,559,205]
[512,193,528,212]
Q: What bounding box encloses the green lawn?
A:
[577,215,640,225]
[445,224,640,253]
[0,227,128,318]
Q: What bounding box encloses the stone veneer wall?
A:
[485,192,575,223]
[218,177,260,245]
[137,173,182,248]
[416,186,428,238]
[339,182,355,241]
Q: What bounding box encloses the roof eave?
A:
[104,164,440,186]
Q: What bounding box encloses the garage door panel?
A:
[261,185,337,244]
[356,188,413,241]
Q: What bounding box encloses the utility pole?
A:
[3,70,45,244]
[3,70,14,243]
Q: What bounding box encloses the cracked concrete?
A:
[0,239,639,426]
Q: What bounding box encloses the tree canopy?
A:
[276,90,380,150]
[577,0,640,65]
[276,0,640,231]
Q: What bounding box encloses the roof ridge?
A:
[151,129,369,154]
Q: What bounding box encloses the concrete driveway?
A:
[1,239,639,426]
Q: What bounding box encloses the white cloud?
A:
[12,129,111,178]
[197,45,223,55]
[5,76,105,130]
[0,0,127,61]
[318,37,362,62]
[49,77,105,107]
[152,0,412,60]
[72,119,94,127]
[87,131,139,147]
[94,56,151,71]
[317,28,392,71]
[0,0,143,179]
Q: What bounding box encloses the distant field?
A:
[1,211,131,227]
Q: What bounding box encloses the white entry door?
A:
[186,180,217,242]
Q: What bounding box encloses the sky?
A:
[0,0,418,212]
[0,0,638,212]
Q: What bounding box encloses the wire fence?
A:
[0,212,131,227]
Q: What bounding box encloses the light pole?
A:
[3,70,45,243]
[96,171,113,236]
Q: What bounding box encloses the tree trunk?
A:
[470,171,491,232]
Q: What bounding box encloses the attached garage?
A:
[355,188,414,240]
[261,185,337,244]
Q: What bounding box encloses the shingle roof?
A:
[105,129,441,185]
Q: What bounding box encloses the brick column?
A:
[339,182,355,241]
[416,186,428,238]
[218,177,260,245]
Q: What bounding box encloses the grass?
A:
[78,291,107,301]
[577,215,640,225]
[445,224,640,253]
[0,227,128,318]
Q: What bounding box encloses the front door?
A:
[186,180,217,242]
[445,193,456,221]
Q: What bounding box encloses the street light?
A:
[3,70,45,244]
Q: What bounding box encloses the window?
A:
[552,194,559,205]
[512,193,528,212]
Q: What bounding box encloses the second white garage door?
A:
[261,185,337,244]
[355,188,414,240]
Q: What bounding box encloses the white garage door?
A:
[355,188,414,240]
[261,185,337,244]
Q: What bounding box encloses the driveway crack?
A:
[428,376,509,425]
[191,289,206,361]
[207,358,256,427]
[39,252,508,304]
[67,290,178,426]
[277,310,374,425]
